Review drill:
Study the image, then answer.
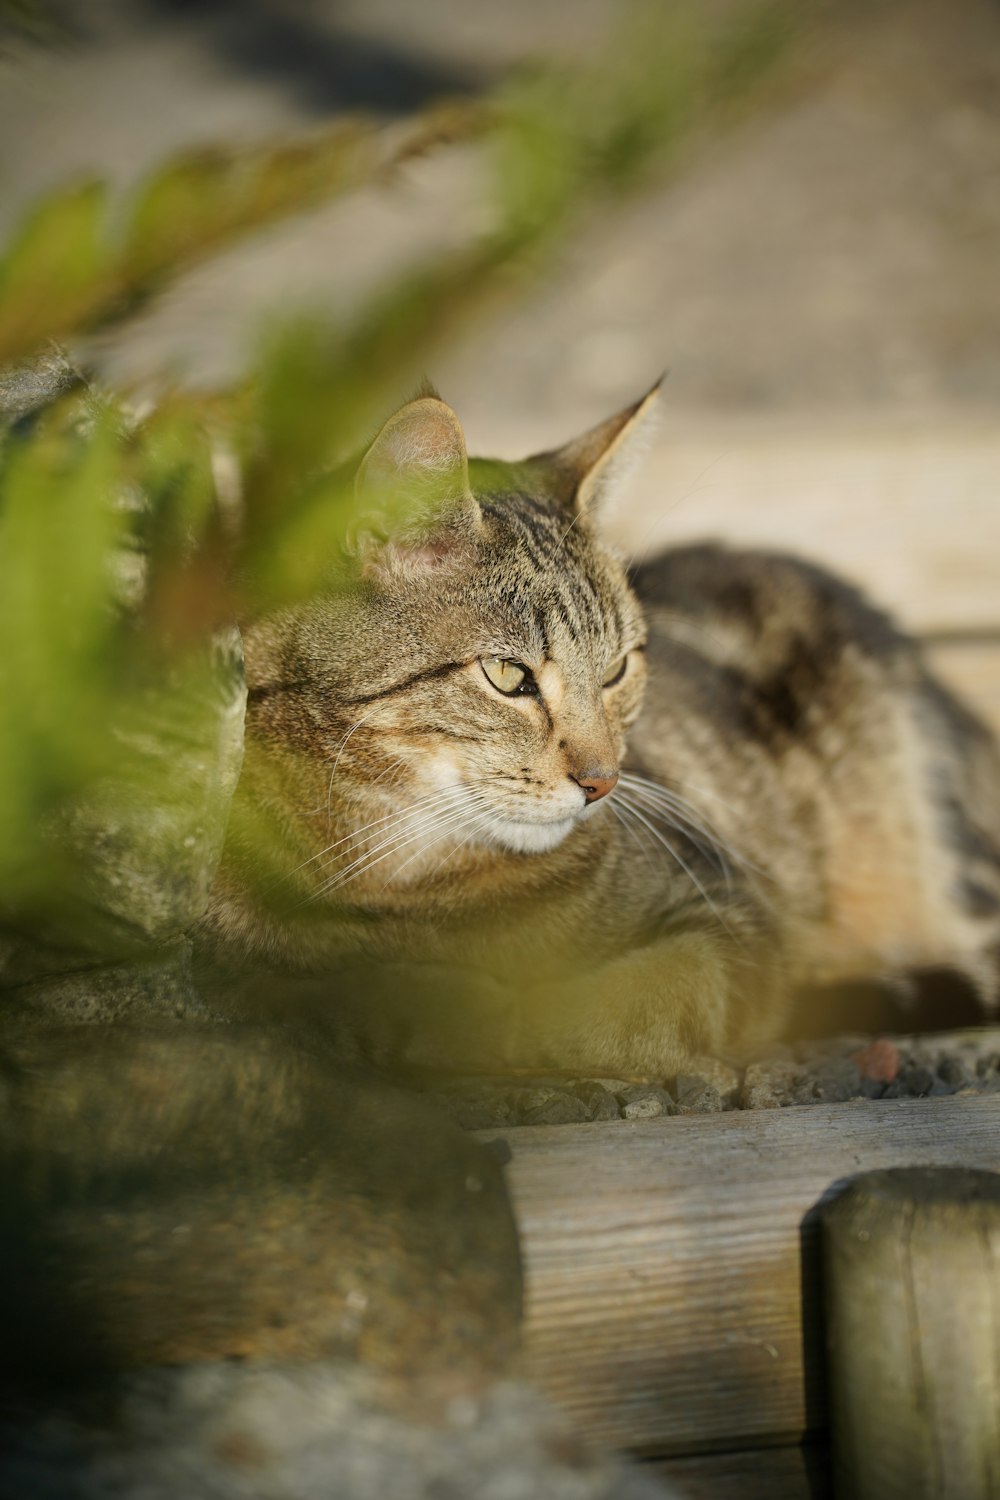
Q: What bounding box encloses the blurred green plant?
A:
[0,0,797,947]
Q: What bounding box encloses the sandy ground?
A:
[3,0,999,412]
[2,0,999,642]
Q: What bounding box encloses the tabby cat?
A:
[202,385,1000,1077]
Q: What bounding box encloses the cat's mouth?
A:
[480,794,607,855]
[482,813,581,855]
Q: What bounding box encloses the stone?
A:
[898,1064,935,1097]
[0,1025,522,1383]
[572,1080,621,1121]
[616,1085,677,1120]
[936,1056,972,1090]
[0,944,219,1026]
[513,1087,591,1126]
[739,1058,801,1110]
[672,1075,726,1114]
[684,1055,741,1105]
[851,1038,901,1083]
[795,1058,862,1105]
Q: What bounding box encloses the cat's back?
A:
[629,543,1000,1002]
[628,541,919,784]
[633,542,910,694]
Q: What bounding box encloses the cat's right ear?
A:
[351,396,481,582]
[530,378,662,519]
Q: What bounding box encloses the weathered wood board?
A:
[480,1095,1000,1457]
[928,639,1000,737]
[600,422,1000,641]
[607,420,1000,736]
[647,1441,831,1500]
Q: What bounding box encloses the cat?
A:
[200,383,1000,1079]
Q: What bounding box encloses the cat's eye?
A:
[481,657,534,695]
[602,655,628,688]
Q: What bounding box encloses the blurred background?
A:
[2,0,999,716]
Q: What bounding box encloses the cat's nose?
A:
[572,770,619,803]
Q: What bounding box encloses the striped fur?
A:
[202,390,1000,1076]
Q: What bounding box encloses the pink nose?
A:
[572,770,619,804]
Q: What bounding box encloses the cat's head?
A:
[245,384,658,868]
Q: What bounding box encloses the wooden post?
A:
[823,1167,1000,1499]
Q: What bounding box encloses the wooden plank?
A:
[927,639,1000,737]
[647,1442,831,1500]
[600,422,1000,639]
[480,1095,1000,1456]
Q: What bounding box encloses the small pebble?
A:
[571,1080,621,1121]
[514,1089,591,1126]
[851,1038,900,1083]
[739,1059,801,1110]
[898,1064,935,1097]
[686,1056,741,1105]
[673,1075,726,1114]
[616,1085,677,1120]
[789,1059,861,1105]
[936,1056,971,1090]
[422,1030,1000,1128]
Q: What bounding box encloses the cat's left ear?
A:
[530,378,662,518]
[352,393,481,580]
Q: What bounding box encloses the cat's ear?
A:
[531,378,662,518]
[352,394,481,580]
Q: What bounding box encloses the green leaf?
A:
[0,398,125,890]
[0,182,108,363]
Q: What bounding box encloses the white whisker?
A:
[620,771,769,884]
[369,757,408,790]
[316,786,471,872]
[610,801,657,868]
[616,789,734,935]
[391,801,496,890]
[314,795,472,891]
[619,776,735,890]
[276,782,472,892]
[325,705,393,824]
[308,792,489,903]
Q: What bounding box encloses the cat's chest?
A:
[344,879,620,979]
[311,827,647,979]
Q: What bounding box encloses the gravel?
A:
[423,1029,1000,1129]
